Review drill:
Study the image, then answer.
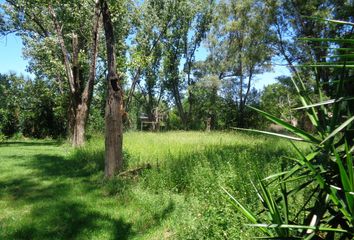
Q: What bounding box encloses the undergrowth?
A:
[0,131,305,239]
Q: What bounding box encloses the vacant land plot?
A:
[0,132,297,239]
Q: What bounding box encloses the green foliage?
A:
[206,0,274,127]
[226,19,354,239]
[128,0,215,129]
[21,79,66,138]
[261,76,299,122]
[0,131,300,239]
[0,73,24,136]
[0,132,5,142]
[0,73,66,138]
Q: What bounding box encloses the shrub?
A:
[226,19,354,239]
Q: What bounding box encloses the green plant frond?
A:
[333,147,354,216]
[297,64,354,68]
[289,143,329,192]
[301,16,354,26]
[320,115,354,145]
[279,174,314,184]
[323,19,354,26]
[222,17,354,239]
[264,164,310,185]
[282,163,306,176]
[221,186,274,235]
[257,175,288,236]
[286,156,306,165]
[324,53,354,59]
[305,61,354,65]
[327,186,353,221]
[280,180,313,198]
[251,179,265,203]
[279,178,289,225]
[289,75,320,127]
[313,46,354,51]
[348,145,354,156]
[263,171,290,181]
[293,186,320,223]
[298,38,354,44]
[246,224,349,233]
[247,106,320,144]
[303,232,316,240]
[290,142,318,163]
[292,97,354,110]
[330,185,354,195]
[345,141,354,196]
[222,187,258,220]
[231,127,305,142]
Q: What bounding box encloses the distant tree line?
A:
[0,73,67,138]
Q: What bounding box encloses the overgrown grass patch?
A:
[0,132,306,239]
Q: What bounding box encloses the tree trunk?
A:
[72,116,85,147]
[72,101,90,147]
[101,0,124,178]
[172,83,187,129]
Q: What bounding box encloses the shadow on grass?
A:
[25,150,104,179]
[0,172,135,240]
[0,140,64,147]
[1,137,293,239]
[28,148,133,179]
[0,141,139,240]
[153,199,175,225]
[7,200,133,240]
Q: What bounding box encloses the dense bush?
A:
[0,73,67,138]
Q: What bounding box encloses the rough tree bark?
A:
[101,0,124,177]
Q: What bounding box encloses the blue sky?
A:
[0,33,290,90]
[0,34,35,78]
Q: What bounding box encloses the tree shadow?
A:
[8,200,134,240]
[0,141,181,240]
[0,175,135,239]
[25,153,103,179]
[0,141,63,147]
[0,177,40,201]
[152,199,175,226]
[113,219,134,240]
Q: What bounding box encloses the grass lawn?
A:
[0,131,299,239]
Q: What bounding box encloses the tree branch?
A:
[48,4,76,95]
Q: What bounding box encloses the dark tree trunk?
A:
[101,0,124,177]
[171,83,187,129]
[238,58,244,128]
[48,1,100,147]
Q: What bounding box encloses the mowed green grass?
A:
[0,131,299,239]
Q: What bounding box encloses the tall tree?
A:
[128,0,167,122]
[208,0,273,127]
[188,61,221,129]
[162,0,214,129]
[1,0,101,146]
[101,0,128,177]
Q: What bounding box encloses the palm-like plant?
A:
[225,19,354,239]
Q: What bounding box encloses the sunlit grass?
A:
[0,131,303,239]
